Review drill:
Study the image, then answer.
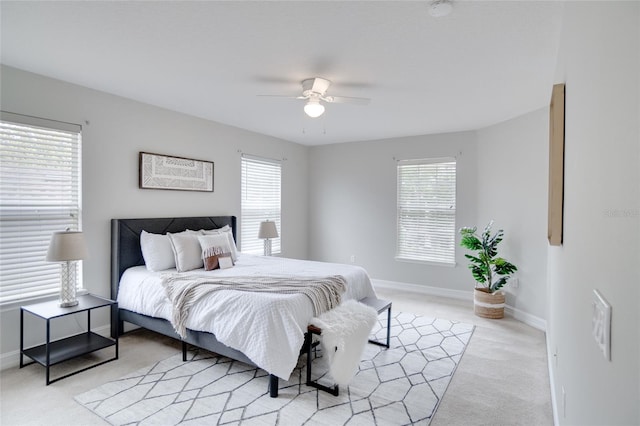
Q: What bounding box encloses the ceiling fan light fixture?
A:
[304,99,325,118]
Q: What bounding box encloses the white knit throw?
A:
[162,274,346,338]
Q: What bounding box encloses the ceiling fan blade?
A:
[256,95,306,100]
[324,95,371,105]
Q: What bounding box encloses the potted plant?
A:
[459,221,517,319]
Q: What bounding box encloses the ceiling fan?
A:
[258,77,370,118]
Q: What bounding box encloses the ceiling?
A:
[0,1,564,146]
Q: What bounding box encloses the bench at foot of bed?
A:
[359,297,392,348]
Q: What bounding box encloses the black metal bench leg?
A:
[182,341,187,361]
[368,308,392,348]
[364,299,392,349]
[269,374,279,398]
[385,306,391,348]
[305,331,338,396]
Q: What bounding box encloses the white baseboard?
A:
[373,279,473,301]
[372,278,546,332]
[546,332,560,425]
[0,349,20,371]
[0,324,112,371]
[504,305,547,331]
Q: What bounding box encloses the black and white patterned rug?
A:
[76,312,474,425]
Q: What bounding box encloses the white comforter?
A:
[117,253,377,380]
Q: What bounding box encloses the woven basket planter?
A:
[474,288,505,319]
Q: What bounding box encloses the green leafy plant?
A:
[459,221,518,293]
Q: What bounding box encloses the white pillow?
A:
[168,232,204,272]
[171,229,199,236]
[200,225,238,262]
[140,230,176,272]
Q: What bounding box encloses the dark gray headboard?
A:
[110,216,237,300]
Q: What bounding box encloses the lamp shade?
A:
[258,221,279,239]
[45,231,89,262]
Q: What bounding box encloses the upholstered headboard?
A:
[110,216,237,300]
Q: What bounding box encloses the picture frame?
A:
[139,152,214,192]
[548,84,565,246]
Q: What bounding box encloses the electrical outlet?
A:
[511,277,519,288]
[592,289,611,360]
[350,255,356,263]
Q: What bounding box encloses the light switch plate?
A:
[592,289,611,361]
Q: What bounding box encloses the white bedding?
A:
[117,253,377,380]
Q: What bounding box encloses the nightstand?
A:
[20,294,119,385]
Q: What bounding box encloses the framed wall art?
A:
[548,83,565,246]
[139,152,214,192]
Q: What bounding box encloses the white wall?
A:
[0,66,309,364]
[547,2,639,424]
[308,132,478,292]
[476,108,549,320]
[308,117,550,325]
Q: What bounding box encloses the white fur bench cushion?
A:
[310,299,378,386]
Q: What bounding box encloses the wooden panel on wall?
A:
[548,83,565,246]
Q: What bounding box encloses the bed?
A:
[110,216,376,397]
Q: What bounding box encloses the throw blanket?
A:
[311,300,378,386]
[162,274,346,338]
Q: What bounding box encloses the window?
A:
[241,155,281,255]
[396,158,456,265]
[0,113,82,304]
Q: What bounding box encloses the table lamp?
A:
[46,230,89,307]
[258,220,278,256]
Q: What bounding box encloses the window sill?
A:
[0,288,88,313]
[394,257,456,268]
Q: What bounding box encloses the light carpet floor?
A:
[0,289,553,425]
[75,312,474,425]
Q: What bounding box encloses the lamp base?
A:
[59,261,79,308]
[263,238,272,257]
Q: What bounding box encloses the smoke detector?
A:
[429,0,453,18]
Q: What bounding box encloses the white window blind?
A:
[0,114,82,304]
[241,155,281,255]
[396,158,456,265]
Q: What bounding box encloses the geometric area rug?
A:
[75,312,474,425]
